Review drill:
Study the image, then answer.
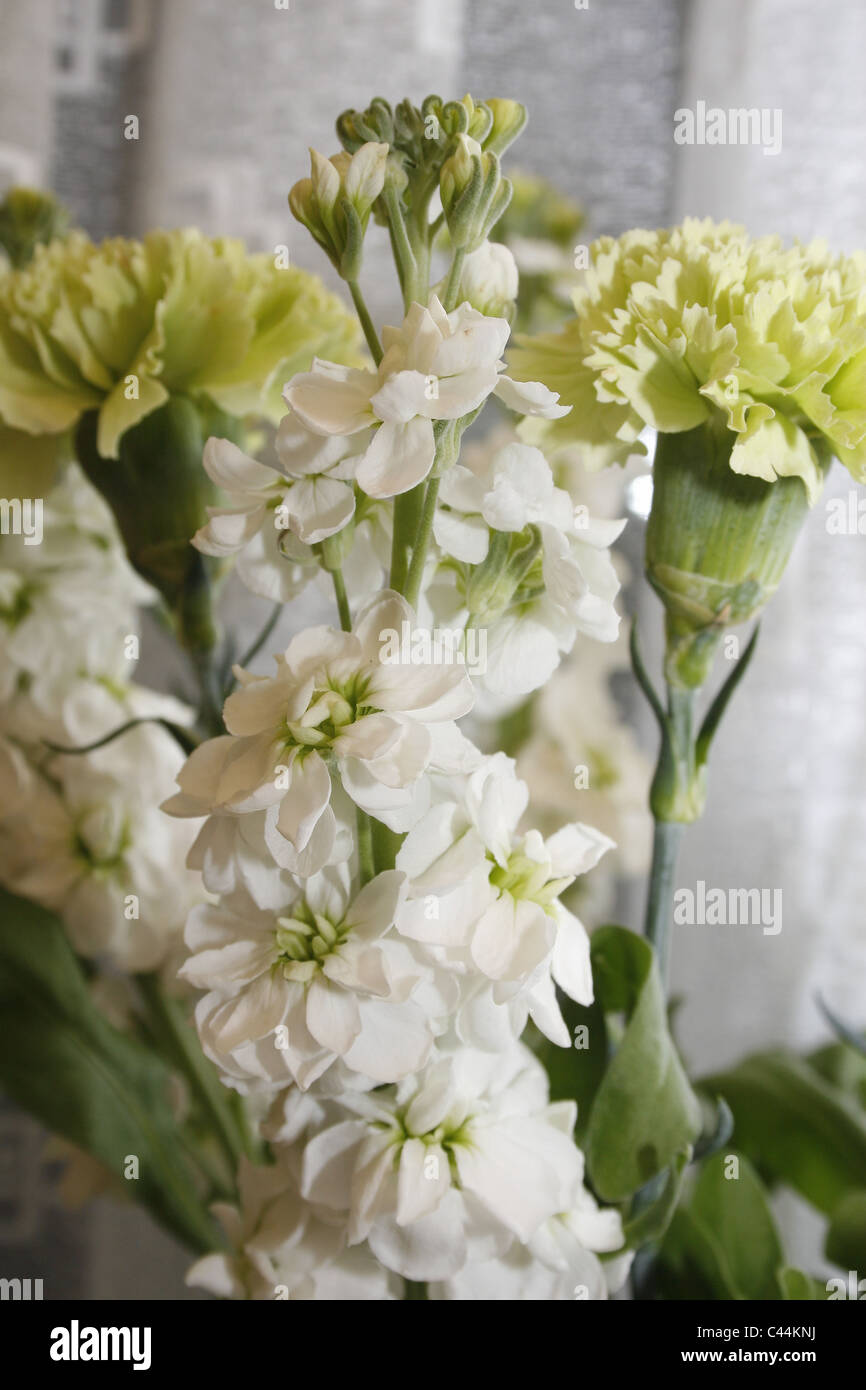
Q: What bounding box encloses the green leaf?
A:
[659,1152,783,1300]
[585,926,702,1201]
[705,1050,866,1215]
[825,1190,866,1270]
[623,1147,690,1248]
[777,1266,826,1300]
[807,1041,866,1107]
[0,888,220,1254]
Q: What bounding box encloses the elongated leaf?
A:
[586,926,702,1201]
[659,1151,783,1300]
[0,888,219,1253]
[825,1190,866,1271]
[777,1266,826,1300]
[705,1050,866,1215]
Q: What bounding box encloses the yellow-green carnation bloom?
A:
[509,218,866,501]
[0,227,361,463]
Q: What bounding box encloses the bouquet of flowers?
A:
[0,97,864,1302]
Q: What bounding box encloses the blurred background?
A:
[1,0,865,1296]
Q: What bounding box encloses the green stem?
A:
[390,487,423,591]
[439,247,466,313]
[348,280,383,365]
[383,183,421,308]
[404,477,440,608]
[332,567,352,632]
[643,819,683,990]
[137,974,247,1175]
[356,809,375,886]
[403,1279,429,1300]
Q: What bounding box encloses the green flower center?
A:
[488,848,572,910]
[273,900,350,982]
[282,675,378,751]
[71,810,130,878]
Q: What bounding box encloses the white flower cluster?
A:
[171,271,632,1299]
[0,465,204,972]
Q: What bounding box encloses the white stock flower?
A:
[291,1043,582,1281]
[0,464,152,723]
[516,631,653,896]
[396,754,612,1046]
[0,729,201,971]
[186,1158,395,1301]
[436,241,519,318]
[181,864,439,1091]
[163,592,475,876]
[430,436,625,696]
[192,419,381,600]
[432,1180,629,1301]
[284,294,567,500]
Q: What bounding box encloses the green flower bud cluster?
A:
[330,94,526,305]
[289,143,389,282]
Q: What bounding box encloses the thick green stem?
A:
[348,280,383,365]
[332,567,352,633]
[643,819,684,990]
[404,477,440,608]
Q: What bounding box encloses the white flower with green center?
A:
[292,1043,582,1281]
[181,865,436,1091]
[186,1158,395,1301]
[0,465,153,721]
[429,435,624,695]
[397,753,613,1045]
[163,591,476,876]
[0,731,200,971]
[192,422,384,605]
[284,294,568,500]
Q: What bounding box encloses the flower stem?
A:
[439,247,466,313]
[348,280,383,365]
[404,477,440,608]
[332,567,352,632]
[356,808,375,886]
[643,818,683,991]
[403,1278,429,1300]
[137,973,247,1175]
[382,183,421,309]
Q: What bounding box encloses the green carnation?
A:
[510,217,866,500]
[0,227,361,463]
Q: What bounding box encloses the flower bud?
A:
[0,187,70,268]
[290,143,388,281]
[646,419,830,689]
[483,99,528,157]
[440,136,512,253]
[442,240,518,318]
